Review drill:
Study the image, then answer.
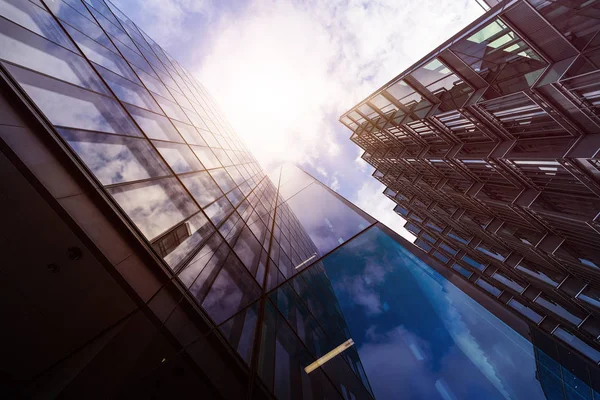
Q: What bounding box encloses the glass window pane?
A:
[172,120,207,146]
[95,64,161,112]
[226,187,244,208]
[281,168,373,254]
[46,0,97,31]
[204,196,233,225]
[155,94,190,122]
[108,177,198,240]
[219,211,244,244]
[190,145,221,169]
[178,233,225,288]
[180,171,222,207]
[130,63,173,100]
[5,63,141,135]
[209,168,236,193]
[201,252,261,325]
[152,212,214,269]
[125,104,184,142]
[314,225,553,399]
[64,25,139,83]
[0,0,76,51]
[59,128,169,185]
[233,226,262,273]
[226,166,244,185]
[218,302,259,365]
[58,7,119,53]
[212,148,233,166]
[185,110,209,131]
[153,141,203,174]
[0,18,108,94]
[198,130,220,147]
[508,299,543,323]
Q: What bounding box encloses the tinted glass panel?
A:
[190,145,220,169]
[0,17,108,94]
[6,63,140,135]
[153,141,203,174]
[95,64,161,112]
[59,128,169,185]
[126,104,183,142]
[204,196,233,225]
[180,171,222,207]
[282,172,372,255]
[0,0,76,51]
[108,177,198,240]
[318,225,549,400]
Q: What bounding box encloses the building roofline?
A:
[339,0,519,121]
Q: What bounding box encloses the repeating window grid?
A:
[1,0,287,303]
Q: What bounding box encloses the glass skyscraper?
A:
[0,0,598,399]
[341,0,600,388]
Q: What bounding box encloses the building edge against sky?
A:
[0,0,599,399]
[341,0,600,373]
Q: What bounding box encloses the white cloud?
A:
[330,173,341,191]
[113,0,483,238]
[113,0,214,47]
[354,178,417,242]
[194,0,482,171]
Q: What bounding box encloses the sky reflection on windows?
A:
[320,225,548,400]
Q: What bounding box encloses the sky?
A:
[113,0,484,241]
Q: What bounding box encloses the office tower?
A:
[341,0,600,377]
[1,0,598,399]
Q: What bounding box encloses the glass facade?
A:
[341,0,600,376]
[2,0,599,398]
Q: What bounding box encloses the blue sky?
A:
[112,0,484,241]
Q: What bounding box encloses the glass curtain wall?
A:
[2,1,599,398]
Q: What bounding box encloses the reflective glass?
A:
[172,120,207,146]
[180,171,222,207]
[226,188,244,208]
[198,130,220,148]
[198,252,261,325]
[204,196,233,225]
[108,177,198,240]
[209,168,236,192]
[155,94,190,122]
[0,17,108,94]
[87,5,138,55]
[185,110,210,131]
[59,128,169,185]
[317,225,550,399]
[154,212,215,269]
[212,148,233,166]
[65,26,139,83]
[6,63,140,135]
[130,64,173,100]
[219,211,244,244]
[178,233,226,288]
[283,176,372,255]
[233,226,262,273]
[0,0,76,51]
[451,19,547,94]
[190,145,220,169]
[125,104,184,142]
[45,0,94,25]
[58,7,119,52]
[257,299,343,400]
[277,163,315,201]
[153,141,203,174]
[95,64,161,112]
[218,302,259,365]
